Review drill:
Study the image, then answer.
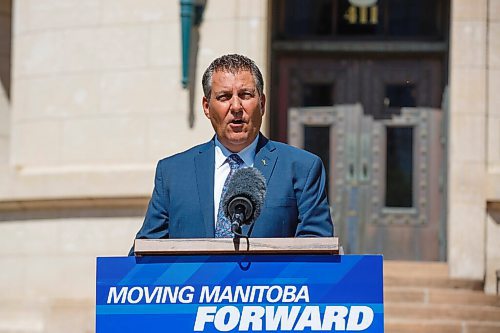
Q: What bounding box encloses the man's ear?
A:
[202,96,210,119]
[260,94,266,116]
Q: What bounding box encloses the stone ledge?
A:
[0,196,148,211]
[0,163,155,201]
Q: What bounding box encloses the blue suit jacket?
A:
[131,135,333,250]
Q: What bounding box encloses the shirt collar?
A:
[214,135,259,169]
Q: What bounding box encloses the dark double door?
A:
[273,57,446,260]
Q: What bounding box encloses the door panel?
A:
[289,105,443,260]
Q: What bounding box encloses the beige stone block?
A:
[0,164,13,198]
[0,220,59,256]
[149,22,181,67]
[15,26,150,76]
[56,217,141,256]
[46,299,94,333]
[22,255,96,299]
[450,21,486,67]
[61,116,148,164]
[448,114,486,163]
[449,67,486,114]
[489,22,500,69]
[490,0,500,20]
[237,0,267,19]
[14,31,65,77]
[448,162,486,205]
[487,116,500,165]
[0,254,95,300]
[22,0,100,31]
[236,18,267,63]
[147,113,186,160]
[11,120,61,167]
[199,20,239,62]
[0,139,8,164]
[448,202,486,279]
[0,299,45,332]
[204,0,237,20]
[11,0,28,35]
[101,0,177,24]
[0,257,28,299]
[60,26,149,72]
[489,69,500,115]
[13,75,100,121]
[100,69,183,115]
[146,111,214,161]
[452,0,487,20]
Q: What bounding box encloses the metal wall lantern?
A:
[180,0,205,89]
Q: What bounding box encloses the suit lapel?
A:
[195,140,215,237]
[240,136,277,236]
[254,135,277,186]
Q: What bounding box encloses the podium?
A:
[96,238,384,332]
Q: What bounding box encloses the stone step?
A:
[385,303,500,322]
[385,320,500,333]
[384,275,484,290]
[383,261,500,333]
[385,287,500,306]
[384,261,483,290]
[384,261,449,278]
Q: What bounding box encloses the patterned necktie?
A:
[215,154,244,238]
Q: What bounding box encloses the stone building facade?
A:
[0,0,499,332]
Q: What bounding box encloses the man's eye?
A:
[240,92,254,99]
[216,94,230,101]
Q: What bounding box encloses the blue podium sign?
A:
[96,255,383,332]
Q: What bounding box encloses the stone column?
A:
[448,0,488,280]
[485,0,500,294]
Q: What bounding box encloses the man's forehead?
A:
[212,70,256,88]
[213,68,253,78]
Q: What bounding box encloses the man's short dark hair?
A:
[202,54,264,99]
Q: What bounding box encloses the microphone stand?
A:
[231,211,250,251]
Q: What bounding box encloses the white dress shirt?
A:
[213,135,259,224]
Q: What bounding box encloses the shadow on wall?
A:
[487,207,500,294]
[0,0,12,98]
[489,209,500,225]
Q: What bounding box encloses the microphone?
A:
[221,167,266,237]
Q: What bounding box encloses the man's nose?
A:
[229,95,243,111]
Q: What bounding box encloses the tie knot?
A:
[227,154,244,170]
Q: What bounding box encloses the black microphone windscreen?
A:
[222,167,266,224]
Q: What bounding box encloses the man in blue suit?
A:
[130,54,332,252]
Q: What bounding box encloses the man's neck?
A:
[215,136,259,155]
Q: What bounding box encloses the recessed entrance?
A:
[271,0,449,260]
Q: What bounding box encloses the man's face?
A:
[202,70,266,153]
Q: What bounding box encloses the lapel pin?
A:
[262,159,267,166]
